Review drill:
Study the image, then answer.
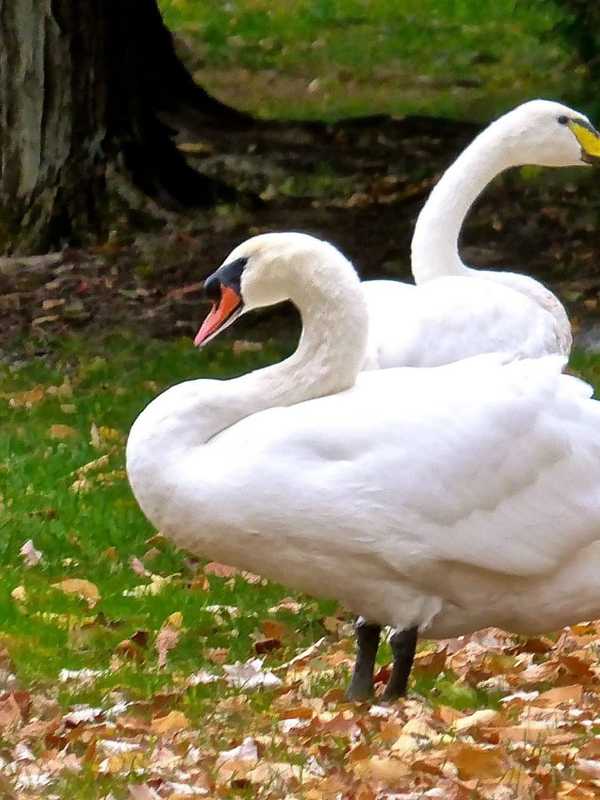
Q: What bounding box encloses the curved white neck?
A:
[411,123,517,284]
[127,248,368,469]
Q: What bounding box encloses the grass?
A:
[159,0,582,120]
[1,335,314,684]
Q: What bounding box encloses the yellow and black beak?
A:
[194,257,247,348]
[568,118,600,164]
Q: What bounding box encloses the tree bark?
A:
[0,0,252,255]
[0,0,108,254]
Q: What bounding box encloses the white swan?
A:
[127,232,600,701]
[363,100,600,369]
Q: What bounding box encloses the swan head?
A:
[495,99,600,167]
[194,232,358,347]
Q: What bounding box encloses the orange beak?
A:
[194,285,243,347]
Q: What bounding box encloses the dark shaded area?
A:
[2,112,598,352]
[107,0,254,209]
[549,0,600,112]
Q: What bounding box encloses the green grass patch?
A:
[159,0,580,120]
[1,335,334,701]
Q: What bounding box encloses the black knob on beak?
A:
[203,273,222,303]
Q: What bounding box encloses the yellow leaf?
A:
[166,611,183,629]
[150,710,190,735]
[100,751,146,773]
[52,579,101,607]
[48,424,78,440]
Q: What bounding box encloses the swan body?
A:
[363,100,600,369]
[128,233,600,644]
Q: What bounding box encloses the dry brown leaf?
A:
[7,386,45,408]
[246,761,302,784]
[537,684,583,707]
[261,619,290,640]
[453,709,501,732]
[446,743,508,780]
[48,423,78,440]
[155,616,182,669]
[254,637,282,654]
[204,562,239,578]
[128,785,161,800]
[353,755,411,784]
[206,647,229,664]
[51,578,100,607]
[0,694,22,729]
[150,711,190,735]
[10,586,27,603]
[216,737,258,783]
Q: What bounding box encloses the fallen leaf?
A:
[155,615,182,669]
[204,562,239,578]
[130,557,149,577]
[52,579,100,607]
[452,709,501,732]
[246,761,302,784]
[261,619,290,640]
[128,785,161,800]
[353,756,411,784]
[537,684,583,707]
[446,743,508,780]
[48,424,78,440]
[19,540,42,568]
[216,737,258,783]
[7,386,45,408]
[151,711,190,735]
[223,658,282,689]
[11,586,27,603]
[254,637,282,654]
[0,694,22,729]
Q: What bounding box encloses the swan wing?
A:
[208,355,600,589]
[363,276,569,368]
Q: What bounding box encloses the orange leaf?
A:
[446,743,508,780]
[261,619,289,640]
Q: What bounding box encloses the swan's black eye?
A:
[558,115,569,125]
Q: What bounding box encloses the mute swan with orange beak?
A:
[127,232,600,701]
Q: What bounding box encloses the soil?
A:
[2,114,599,357]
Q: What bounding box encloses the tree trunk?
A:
[0,0,252,255]
[0,0,108,254]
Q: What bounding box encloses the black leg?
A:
[346,618,382,701]
[381,626,418,702]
